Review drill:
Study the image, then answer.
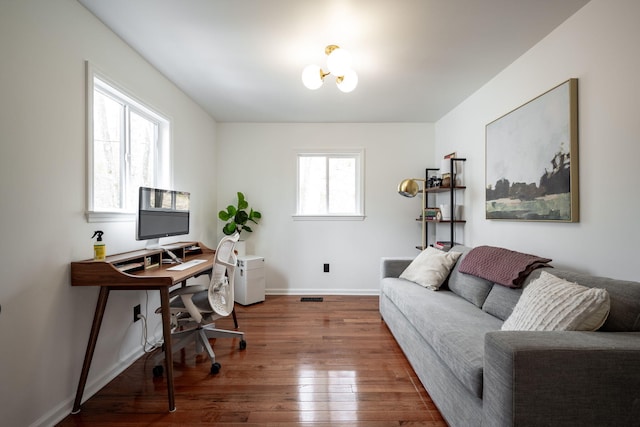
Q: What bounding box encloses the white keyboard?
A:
[166,259,207,271]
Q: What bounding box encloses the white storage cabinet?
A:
[234,255,265,305]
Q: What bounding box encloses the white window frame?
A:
[85,62,172,222]
[293,148,365,221]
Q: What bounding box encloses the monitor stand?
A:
[144,238,161,250]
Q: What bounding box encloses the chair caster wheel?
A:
[239,340,247,350]
[152,365,164,377]
[210,362,221,374]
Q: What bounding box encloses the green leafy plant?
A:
[218,192,262,235]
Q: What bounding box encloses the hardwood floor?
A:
[58,295,446,426]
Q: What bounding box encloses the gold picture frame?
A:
[485,79,579,222]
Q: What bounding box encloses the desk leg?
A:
[72,286,110,414]
[159,287,176,412]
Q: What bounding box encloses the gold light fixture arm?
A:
[325,45,341,80]
[325,44,340,55]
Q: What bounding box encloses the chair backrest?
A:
[212,232,239,283]
[208,233,239,317]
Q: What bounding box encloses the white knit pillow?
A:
[399,247,462,291]
[502,271,610,331]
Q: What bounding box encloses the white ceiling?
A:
[78,0,589,123]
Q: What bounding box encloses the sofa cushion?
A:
[502,271,611,331]
[381,277,502,398]
[482,284,522,321]
[447,245,495,307]
[399,247,462,290]
[483,268,558,320]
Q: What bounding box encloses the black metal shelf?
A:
[425,185,466,193]
[422,158,467,249]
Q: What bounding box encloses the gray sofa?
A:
[379,245,640,427]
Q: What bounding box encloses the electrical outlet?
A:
[133,304,141,322]
[323,263,330,273]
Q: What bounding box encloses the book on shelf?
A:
[424,207,440,220]
[433,241,460,251]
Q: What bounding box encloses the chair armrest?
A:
[380,257,413,279]
[169,284,208,297]
[484,331,640,426]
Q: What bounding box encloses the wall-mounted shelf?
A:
[418,219,467,224]
[420,158,467,250]
[425,186,467,193]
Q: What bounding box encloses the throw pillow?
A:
[501,271,610,331]
[399,247,462,291]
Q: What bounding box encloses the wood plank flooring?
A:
[58,295,446,426]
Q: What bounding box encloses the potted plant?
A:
[218,192,262,236]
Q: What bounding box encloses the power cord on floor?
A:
[137,313,163,353]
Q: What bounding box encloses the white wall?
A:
[216,123,433,294]
[435,0,640,280]
[0,1,218,425]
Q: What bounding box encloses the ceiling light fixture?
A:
[301,45,358,93]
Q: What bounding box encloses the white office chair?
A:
[153,233,246,376]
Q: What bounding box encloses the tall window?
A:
[295,149,365,220]
[86,64,170,221]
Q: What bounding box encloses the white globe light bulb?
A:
[301,64,324,90]
[326,48,352,77]
[337,69,358,93]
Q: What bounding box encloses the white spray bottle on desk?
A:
[92,230,106,261]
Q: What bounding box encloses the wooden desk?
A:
[70,241,214,413]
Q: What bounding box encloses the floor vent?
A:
[300,297,324,302]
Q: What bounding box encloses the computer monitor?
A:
[137,187,190,245]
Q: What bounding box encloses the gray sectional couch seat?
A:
[379,245,640,427]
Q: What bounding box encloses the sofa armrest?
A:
[484,331,640,427]
[380,257,413,279]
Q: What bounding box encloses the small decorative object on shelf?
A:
[427,175,442,188]
[440,152,456,188]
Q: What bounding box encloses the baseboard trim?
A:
[266,289,380,296]
[36,342,157,427]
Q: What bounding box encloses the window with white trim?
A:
[86,64,171,221]
[294,149,365,220]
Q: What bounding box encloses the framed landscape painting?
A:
[485,79,579,222]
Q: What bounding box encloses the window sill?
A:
[292,214,365,221]
[86,211,136,223]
